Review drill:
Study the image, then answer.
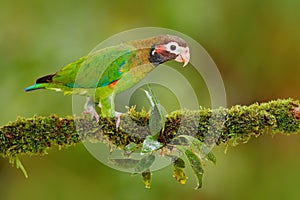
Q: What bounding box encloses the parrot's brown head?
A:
[148,35,190,67]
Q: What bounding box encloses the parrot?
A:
[24,34,190,125]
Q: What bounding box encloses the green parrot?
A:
[25,35,190,124]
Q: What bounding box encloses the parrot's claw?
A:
[115,111,123,129]
[83,107,100,123]
[83,109,99,123]
[84,97,100,123]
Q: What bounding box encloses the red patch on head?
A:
[155,45,166,54]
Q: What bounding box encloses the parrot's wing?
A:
[52,56,86,85]
[53,45,135,89]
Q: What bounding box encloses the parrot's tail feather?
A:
[24,83,46,92]
[36,74,55,84]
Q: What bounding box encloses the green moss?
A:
[0,115,79,158]
[1,99,300,160]
[260,99,300,133]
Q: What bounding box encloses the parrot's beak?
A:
[175,47,190,67]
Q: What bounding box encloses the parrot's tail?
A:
[24,73,55,92]
[24,83,46,92]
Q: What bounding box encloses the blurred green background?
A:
[1,0,300,199]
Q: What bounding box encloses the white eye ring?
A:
[165,42,180,54]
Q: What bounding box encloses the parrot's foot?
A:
[83,107,100,123]
[84,97,100,123]
[115,111,123,129]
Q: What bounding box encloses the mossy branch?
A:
[1,99,300,160]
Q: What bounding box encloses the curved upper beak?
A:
[175,46,190,67]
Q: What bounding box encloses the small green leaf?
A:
[184,149,204,189]
[174,135,202,149]
[142,170,152,189]
[149,104,166,135]
[206,151,217,164]
[172,158,187,185]
[173,157,185,168]
[109,158,140,169]
[173,135,202,159]
[124,143,139,154]
[173,166,187,185]
[143,88,167,137]
[134,154,155,173]
[141,136,163,153]
[174,135,217,165]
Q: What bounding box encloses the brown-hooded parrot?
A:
[25,35,190,124]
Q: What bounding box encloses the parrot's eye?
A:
[170,45,177,51]
[165,42,180,54]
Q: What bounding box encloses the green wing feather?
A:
[25,45,136,93]
[71,47,133,88]
[54,46,134,88]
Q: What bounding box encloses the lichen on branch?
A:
[1,99,300,159]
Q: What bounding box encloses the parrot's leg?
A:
[83,97,99,123]
[115,111,122,128]
[99,95,115,117]
[99,94,122,128]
